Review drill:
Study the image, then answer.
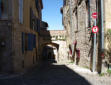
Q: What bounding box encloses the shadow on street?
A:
[0,60,91,85]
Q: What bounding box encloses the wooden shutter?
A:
[33,35,36,48]
[22,32,25,54]
[27,34,33,51]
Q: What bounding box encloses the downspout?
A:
[97,0,104,73]
[100,0,104,73]
[101,0,104,53]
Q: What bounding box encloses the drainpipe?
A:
[97,0,104,73]
[100,0,104,53]
[100,0,104,73]
[92,19,97,72]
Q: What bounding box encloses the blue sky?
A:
[42,0,63,30]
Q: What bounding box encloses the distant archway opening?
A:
[41,43,59,62]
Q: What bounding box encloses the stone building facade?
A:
[0,0,44,73]
[62,0,97,69]
[104,0,111,67]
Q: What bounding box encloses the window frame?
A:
[0,0,8,19]
[19,0,23,24]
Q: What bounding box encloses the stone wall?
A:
[104,0,111,50]
[53,41,68,62]
[0,20,13,72]
[104,0,111,71]
[62,0,97,68]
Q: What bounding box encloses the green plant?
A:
[107,29,111,35]
[69,61,74,64]
[83,66,89,69]
[99,73,105,76]
[107,69,111,75]
[106,29,111,40]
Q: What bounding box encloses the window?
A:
[30,8,34,29]
[35,0,39,10]
[86,0,91,28]
[22,33,36,53]
[35,0,41,18]
[0,0,8,19]
[25,33,28,51]
[27,34,36,51]
[33,35,36,48]
[19,0,23,23]
[36,18,40,32]
[22,33,28,53]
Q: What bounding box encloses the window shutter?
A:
[33,35,36,48]
[27,34,33,51]
[35,0,39,10]
[22,32,25,54]
[30,8,34,29]
[38,19,40,32]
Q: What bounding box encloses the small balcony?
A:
[40,21,48,30]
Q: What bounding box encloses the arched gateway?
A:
[41,43,59,62]
[39,30,67,62]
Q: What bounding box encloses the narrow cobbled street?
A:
[0,61,111,85]
[0,0,111,85]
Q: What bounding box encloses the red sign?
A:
[92,26,99,33]
[92,12,97,19]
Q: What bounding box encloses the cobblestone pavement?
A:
[0,61,111,85]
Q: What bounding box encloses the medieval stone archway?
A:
[40,42,59,62]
